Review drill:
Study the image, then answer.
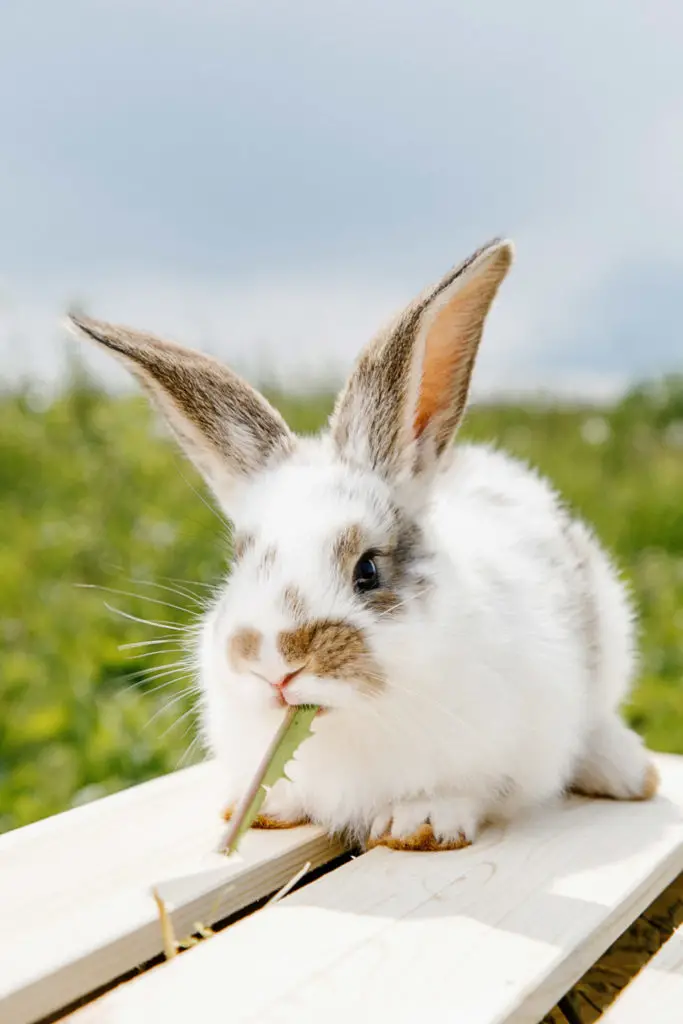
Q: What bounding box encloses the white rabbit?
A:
[70,238,658,852]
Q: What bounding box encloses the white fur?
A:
[197,440,651,844]
[72,241,653,846]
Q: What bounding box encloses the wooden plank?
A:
[0,762,345,1024]
[601,923,683,1022]
[73,753,683,1024]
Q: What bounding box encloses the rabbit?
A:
[69,237,658,852]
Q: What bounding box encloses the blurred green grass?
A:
[1,371,683,833]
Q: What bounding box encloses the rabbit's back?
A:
[432,442,635,721]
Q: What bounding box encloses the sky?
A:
[1,0,682,397]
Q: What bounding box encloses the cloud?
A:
[0,0,682,393]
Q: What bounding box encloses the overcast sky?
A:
[1,1,682,396]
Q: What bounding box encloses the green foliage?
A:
[2,372,683,832]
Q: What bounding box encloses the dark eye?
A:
[353,552,380,594]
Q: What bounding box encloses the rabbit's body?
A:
[72,238,657,851]
[198,441,650,845]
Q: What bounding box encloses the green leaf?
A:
[218,705,318,856]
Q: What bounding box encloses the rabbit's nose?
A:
[272,667,304,692]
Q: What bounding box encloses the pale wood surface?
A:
[0,761,345,1024]
[73,753,683,1024]
[601,922,683,1022]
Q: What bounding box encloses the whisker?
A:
[119,637,187,650]
[123,647,189,661]
[134,661,192,683]
[157,574,218,592]
[145,689,196,730]
[109,665,192,696]
[158,703,198,741]
[384,679,488,746]
[104,603,189,632]
[175,461,231,532]
[124,678,196,699]
[373,585,432,623]
[126,577,208,610]
[177,736,201,769]
[147,680,197,699]
[175,716,198,744]
[76,583,197,618]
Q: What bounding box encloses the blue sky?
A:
[1,1,682,395]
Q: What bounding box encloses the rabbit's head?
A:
[71,239,513,715]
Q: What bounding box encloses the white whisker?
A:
[145,689,196,730]
[76,583,198,618]
[175,461,231,532]
[177,736,201,769]
[116,666,192,696]
[104,603,189,632]
[123,647,189,661]
[158,703,198,740]
[126,576,209,610]
[158,574,218,592]
[144,679,196,699]
[374,585,432,623]
[135,661,192,683]
[119,637,188,650]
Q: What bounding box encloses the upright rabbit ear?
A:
[68,315,295,508]
[330,238,513,487]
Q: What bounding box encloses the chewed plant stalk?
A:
[217,705,318,855]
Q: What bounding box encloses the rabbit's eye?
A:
[353,552,380,594]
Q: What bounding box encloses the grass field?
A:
[2,371,683,833]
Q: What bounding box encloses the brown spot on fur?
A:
[222,806,308,828]
[277,620,385,694]
[228,627,262,667]
[332,523,364,575]
[259,546,277,573]
[364,510,432,616]
[639,761,660,801]
[251,813,309,829]
[282,585,308,622]
[233,532,255,561]
[364,590,404,613]
[367,822,470,852]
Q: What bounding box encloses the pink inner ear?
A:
[413,285,481,439]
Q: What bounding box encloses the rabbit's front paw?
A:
[222,805,308,829]
[221,779,308,830]
[367,795,480,852]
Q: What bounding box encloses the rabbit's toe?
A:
[367,796,479,852]
[222,805,308,828]
[251,812,310,829]
[221,779,308,829]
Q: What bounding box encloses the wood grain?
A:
[0,761,345,1024]
[72,754,683,1024]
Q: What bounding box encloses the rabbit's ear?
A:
[68,315,294,507]
[330,238,513,484]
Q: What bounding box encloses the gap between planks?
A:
[0,761,346,1024]
[600,917,683,1022]
[70,753,683,1024]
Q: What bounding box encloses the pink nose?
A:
[272,667,303,692]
